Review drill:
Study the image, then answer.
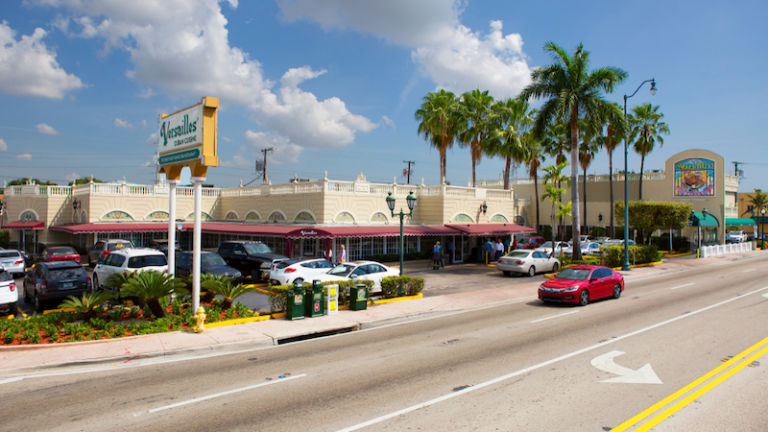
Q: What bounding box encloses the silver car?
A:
[0,250,26,278]
[497,249,560,277]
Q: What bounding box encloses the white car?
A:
[536,241,569,257]
[0,250,26,278]
[563,241,602,256]
[269,258,335,286]
[727,231,747,243]
[312,260,399,293]
[497,250,560,277]
[0,267,18,315]
[92,248,169,292]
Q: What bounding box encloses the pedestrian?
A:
[482,238,494,263]
[432,241,442,270]
[512,236,518,252]
[438,241,445,268]
[338,244,346,264]
[325,246,334,263]
[448,240,456,264]
[495,238,504,260]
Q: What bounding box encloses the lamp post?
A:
[386,191,417,276]
[761,208,766,246]
[622,78,657,271]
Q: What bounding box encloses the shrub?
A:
[380,276,425,298]
[202,277,255,310]
[121,271,187,318]
[58,291,115,320]
[601,245,662,268]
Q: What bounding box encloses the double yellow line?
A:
[611,336,768,431]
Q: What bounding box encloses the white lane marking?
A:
[138,374,306,415]
[763,293,768,299]
[742,268,756,273]
[670,282,695,290]
[590,351,662,384]
[530,310,579,323]
[336,286,768,432]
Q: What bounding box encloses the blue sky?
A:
[0,0,766,191]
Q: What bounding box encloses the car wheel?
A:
[92,274,100,291]
[502,271,511,277]
[578,289,589,306]
[294,278,304,286]
[552,262,559,272]
[613,284,622,299]
[33,293,43,313]
[527,266,536,277]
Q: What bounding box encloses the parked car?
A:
[92,248,168,293]
[312,260,399,293]
[217,240,289,282]
[0,267,19,315]
[727,231,747,243]
[150,239,181,256]
[563,241,601,257]
[175,251,241,280]
[24,261,91,312]
[88,239,134,267]
[0,249,26,278]
[497,249,560,277]
[602,239,636,247]
[536,241,569,257]
[518,236,546,249]
[269,258,335,285]
[39,245,81,264]
[538,265,624,306]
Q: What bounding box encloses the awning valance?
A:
[725,218,756,227]
[690,212,719,227]
[445,223,536,236]
[1,221,45,230]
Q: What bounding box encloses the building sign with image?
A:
[674,158,715,197]
[157,96,219,170]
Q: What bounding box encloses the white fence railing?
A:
[700,242,754,258]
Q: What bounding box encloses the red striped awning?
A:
[445,223,536,236]
[50,222,183,234]
[1,221,45,230]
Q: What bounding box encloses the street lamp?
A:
[386,191,417,276]
[761,208,766,245]
[480,201,487,215]
[622,78,656,271]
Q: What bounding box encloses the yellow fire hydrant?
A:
[194,306,206,333]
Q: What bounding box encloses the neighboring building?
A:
[0,173,532,262]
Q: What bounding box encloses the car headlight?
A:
[562,286,580,292]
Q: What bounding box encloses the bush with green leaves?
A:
[601,245,662,268]
[121,271,187,318]
[201,276,255,309]
[58,291,115,319]
[380,276,425,298]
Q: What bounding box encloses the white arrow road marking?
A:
[591,351,662,384]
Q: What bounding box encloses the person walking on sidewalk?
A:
[432,241,442,270]
[495,238,504,260]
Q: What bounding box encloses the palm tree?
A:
[542,121,569,165]
[416,90,460,185]
[578,119,600,235]
[542,161,570,243]
[486,98,532,189]
[459,89,495,187]
[121,271,187,318]
[523,130,545,229]
[595,104,626,237]
[629,103,670,200]
[520,41,626,260]
[202,276,256,309]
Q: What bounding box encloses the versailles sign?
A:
[157,96,219,177]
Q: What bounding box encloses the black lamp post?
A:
[386,191,417,276]
[760,208,766,245]
[622,78,657,271]
[480,201,487,216]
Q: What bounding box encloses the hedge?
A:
[379,276,424,298]
[600,244,662,268]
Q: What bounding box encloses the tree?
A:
[121,271,187,318]
[416,90,461,185]
[458,89,495,187]
[520,42,626,260]
[7,178,57,186]
[201,276,256,310]
[523,130,545,229]
[541,121,569,165]
[595,104,626,237]
[68,177,104,186]
[542,161,570,243]
[748,189,768,239]
[577,118,600,235]
[629,103,670,200]
[614,201,691,244]
[486,98,532,190]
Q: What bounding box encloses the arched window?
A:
[489,214,509,223]
[185,212,212,221]
[146,210,169,221]
[245,211,261,222]
[334,211,356,224]
[102,210,134,221]
[451,213,474,223]
[268,211,286,223]
[19,210,38,222]
[225,211,239,220]
[370,212,389,224]
[294,211,316,224]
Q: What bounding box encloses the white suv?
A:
[92,248,168,292]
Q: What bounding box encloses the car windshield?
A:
[0,270,11,282]
[540,242,554,248]
[555,268,591,281]
[327,264,354,277]
[108,242,132,251]
[0,251,20,258]
[51,247,77,256]
[507,251,530,258]
[127,254,167,268]
[274,260,298,270]
[244,243,272,255]
[201,254,227,267]
[48,267,86,281]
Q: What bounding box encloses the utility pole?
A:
[403,160,415,184]
[732,161,744,177]
[261,147,274,182]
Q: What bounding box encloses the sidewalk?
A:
[1,250,763,371]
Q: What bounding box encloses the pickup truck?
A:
[727,231,747,243]
[217,240,288,282]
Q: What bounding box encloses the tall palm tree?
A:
[542,161,570,243]
[629,103,670,200]
[416,90,460,185]
[523,130,545,229]
[542,121,569,165]
[459,89,495,187]
[520,41,626,260]
[486,98,532,189]
[578,119,600,235]
[594,104,626,237]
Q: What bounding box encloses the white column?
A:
[191,177,205,313]
[167,179,178,278]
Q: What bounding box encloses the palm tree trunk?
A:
[639,154,645,200]
[608,151,614,238]
[503,156,511,190]
[147,299,166,318]
[533,171,540,229]
[570,110,582,260]
[582,165,588,236]
[440,148,447,185]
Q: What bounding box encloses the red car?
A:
[518,236,545,249]
[40,246,81,264]
[538,265,624,306]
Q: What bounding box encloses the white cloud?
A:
[0,138,6,152]
[245,130,302,165]
[137,88,156,99]
[16,153,32,161]
[36,123,59,135]
[0,21,83,99]
[34,0,376,159]
[114,118,133,128]
[277,0,532,98]
[145,132,158,147]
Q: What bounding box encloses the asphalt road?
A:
[2,257,766,431]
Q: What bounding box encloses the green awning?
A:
[725,218,756,227]
[690,211,719,227]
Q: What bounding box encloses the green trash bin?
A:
[349,283,368,311]
[286,283,305,320]
[304,280,324,317]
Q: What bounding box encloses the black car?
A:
[23,261,91,312]
[150,239,182,256]
[175,251,242,280]
[217,241,288,281]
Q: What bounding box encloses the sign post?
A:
[157,96,219,316]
